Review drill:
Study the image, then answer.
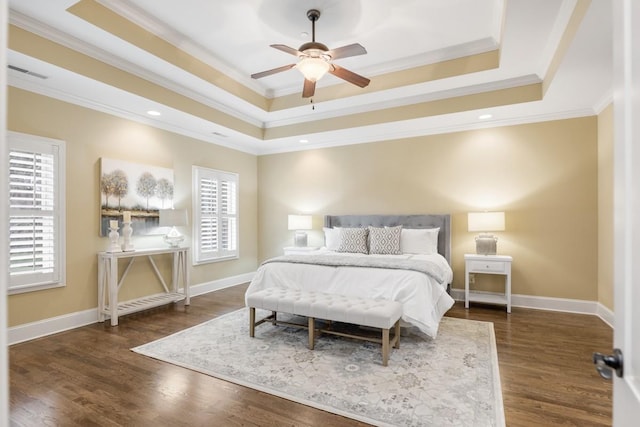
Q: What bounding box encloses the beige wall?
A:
[258,117,599,301]
[598,103,614,310]
[7,84,607,327]
[7,87,259,327]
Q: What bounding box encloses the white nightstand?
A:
[464,254,513,313]
[283,246,320,255]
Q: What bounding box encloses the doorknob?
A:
[593,348,623,380]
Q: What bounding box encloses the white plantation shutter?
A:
[8,132,66,294]
[193,166,239,264]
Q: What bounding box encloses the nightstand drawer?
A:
[468,260,506,273]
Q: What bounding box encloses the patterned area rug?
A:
[132,308,504,427]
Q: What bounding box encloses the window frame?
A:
[192,166,239,265]
[8,131,66,295]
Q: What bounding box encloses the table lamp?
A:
[468,211,505,255]
[288,214,312,247]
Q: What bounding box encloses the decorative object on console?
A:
[159,208,189,247]
[121,211,134,252]
[107,220,121,253]
[288,214,312,247]
[468,211,505,255]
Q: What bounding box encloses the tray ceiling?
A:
[7,0,612,154]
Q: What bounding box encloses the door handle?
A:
[593,348,623,380]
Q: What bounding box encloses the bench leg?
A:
[308,317,315,350]
[382,328,390,366]
[249,307,255,337]
[394,320,401,349]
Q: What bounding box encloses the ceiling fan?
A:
[251,9,370,98]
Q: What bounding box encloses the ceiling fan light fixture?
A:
[296,57,331,82]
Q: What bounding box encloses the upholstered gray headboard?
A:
[324,214,451,265]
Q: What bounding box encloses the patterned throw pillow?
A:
[368,225,402,255]
[337,227,369,254]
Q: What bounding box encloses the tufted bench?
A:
[246,288,402,366]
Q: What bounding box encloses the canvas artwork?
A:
[100,158,175,236]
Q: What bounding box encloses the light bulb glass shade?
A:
[296,57,331,82]
[288,214,312,230]
[159,209,189,227]
[468,211,505,232]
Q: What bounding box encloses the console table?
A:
[97,247,190,326]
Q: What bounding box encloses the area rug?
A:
[132,308,504,427]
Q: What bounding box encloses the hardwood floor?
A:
[9,284,613,426]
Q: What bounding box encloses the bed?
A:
[245,214,455,338]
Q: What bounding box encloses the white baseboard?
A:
[8,272,255,345]
[188,272,254,297]
[9,277,612,345]
[450,288,614,328]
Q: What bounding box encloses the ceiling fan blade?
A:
[329,64,370,88]
[251,63,296,79]
[270,44,302,56]
[302,78,316,98]
[328,43,367,60]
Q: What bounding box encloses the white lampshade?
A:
[468,212,505,232]
[296,57,331,82]
[159,209,188,227]
[288,214,312,230]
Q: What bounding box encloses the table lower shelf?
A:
[467,291,508,305]
[103,292,186,318]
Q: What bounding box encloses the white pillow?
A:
[400,228,440,255]
[323,227,341,251]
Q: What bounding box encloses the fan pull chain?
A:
[311,98,315,110]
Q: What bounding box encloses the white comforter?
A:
[245,250,455,338]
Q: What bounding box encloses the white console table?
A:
[98,247,190,326]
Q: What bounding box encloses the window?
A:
[192,166,238,264]
[8,132,66,294]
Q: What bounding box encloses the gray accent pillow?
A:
[368,225,402,255]
[337,227,369,254]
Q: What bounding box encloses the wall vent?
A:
[8,64,49,79]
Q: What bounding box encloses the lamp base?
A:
[294,231,308,247]
[475,234,498,255]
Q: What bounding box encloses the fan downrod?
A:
[299,9,328,52]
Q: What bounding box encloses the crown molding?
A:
[9,10,265,128]
[8,73,261,155]
[593,91,613,114]
[264,74,542,128]
[256,106,596,155]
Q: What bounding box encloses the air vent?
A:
[8,64,49,79]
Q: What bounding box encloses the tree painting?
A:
[101,169,129,209]
[156,178,174,208]
[100,158,175,236]
[136,172,157,210]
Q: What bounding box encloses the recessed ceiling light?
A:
[299,139,309,143]
[478,114,493,120]
[147,110,161,116]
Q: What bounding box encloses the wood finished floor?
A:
[10,284,613,426]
